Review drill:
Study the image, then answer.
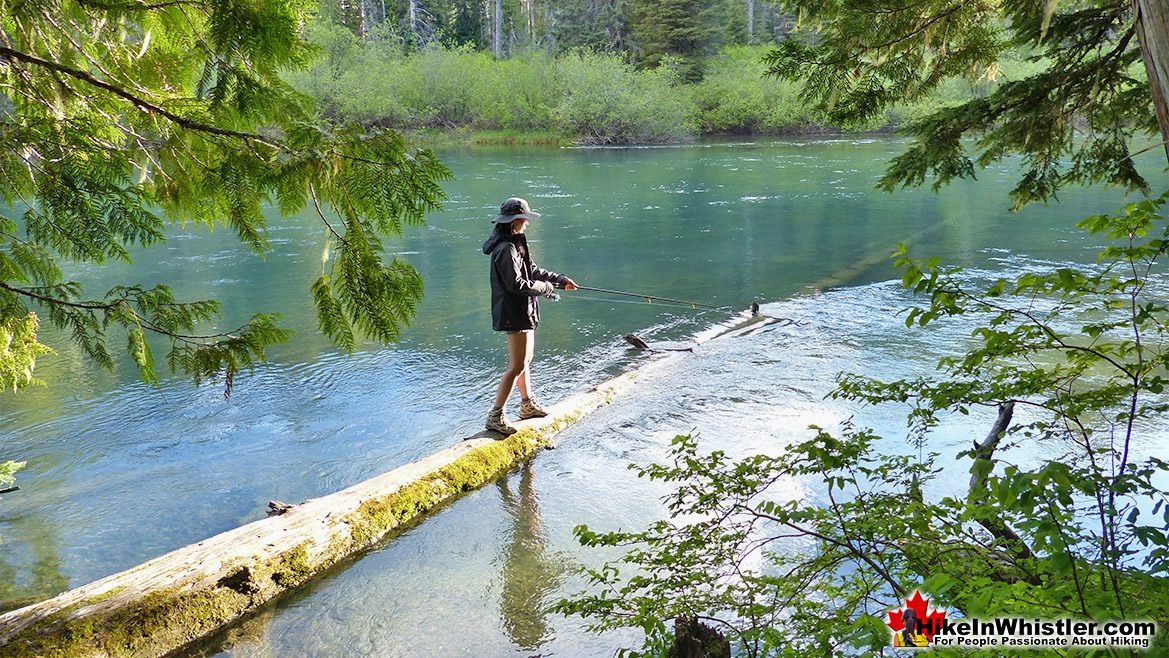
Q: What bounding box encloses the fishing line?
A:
[573,285,728,310]
[565,284,804,326]
[562,293,718,312]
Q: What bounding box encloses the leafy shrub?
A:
[693,45,820,133]
[553,52,697,143]
[472,50,566,130]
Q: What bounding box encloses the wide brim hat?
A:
[493,197,541,223]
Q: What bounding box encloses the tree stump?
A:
[672,616,731,658]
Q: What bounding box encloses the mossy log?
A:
[0,366,652,658]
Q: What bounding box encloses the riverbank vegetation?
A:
[291,22,1043,145]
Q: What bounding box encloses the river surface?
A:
[0,138,1163,656]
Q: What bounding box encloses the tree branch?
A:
[0,45,283,150]
[736,504,905,599]
[967,402,1042,578]
[858,4,963,52]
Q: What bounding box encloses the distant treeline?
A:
[293,19,1043,144]
[320,0,794,80]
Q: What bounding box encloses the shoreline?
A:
[406,126,898,149]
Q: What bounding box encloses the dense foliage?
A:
[765,0,1169,209]
[290,29,1029,144]
[631,0,723,81]
[319,0,788,61]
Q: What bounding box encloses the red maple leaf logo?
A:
[886,590,948,641]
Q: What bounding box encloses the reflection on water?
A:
[0,513,68,613]
[497,463,565,651]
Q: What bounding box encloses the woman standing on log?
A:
[482,197,578,436]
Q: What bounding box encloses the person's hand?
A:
[563,277,579,291]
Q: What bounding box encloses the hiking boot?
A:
[518,397,549,420]
[485,408,518,436]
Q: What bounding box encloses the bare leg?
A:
[515,331,536,400]
[494,331,531,409]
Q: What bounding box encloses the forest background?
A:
[302,0,1035,144]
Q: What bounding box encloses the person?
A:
[482,197,577,436]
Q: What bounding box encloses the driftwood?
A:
[0,486,18,495]
[624,334,696,352]
[626,309,781,353]
[0,320,753,658]
[624,333,651,349]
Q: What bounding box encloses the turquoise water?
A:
[0,138,1159,655]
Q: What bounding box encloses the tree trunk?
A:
[747,0,755,42]
[523,0,534,45]
[409,0,418,43]
[1135,0,1169,164]
[544,1,555,52]
[494,0,503,57]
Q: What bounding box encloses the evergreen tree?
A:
[631,0,721,80]
[0,0,450,396]
[553,0,634,55]
[765,0,1169,208]
[720,0,748,47]
[446,0,488,47]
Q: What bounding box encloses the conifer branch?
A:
[1125,137,1169,160]
[0,45,283,150]
[77,0,205,10]
[0,282,240,342]
[858,4,963,52]
[309,184,348,245]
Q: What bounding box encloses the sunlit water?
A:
[0,138,1163,656]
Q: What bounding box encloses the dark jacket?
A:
[482,230,567,331]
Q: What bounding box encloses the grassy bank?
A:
[293,22,1040,145]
